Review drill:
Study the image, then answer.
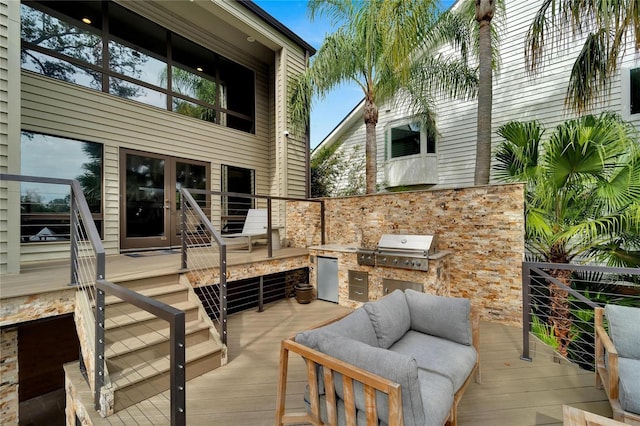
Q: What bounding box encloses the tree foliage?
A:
[292,0,479,194]
[525,0,640,113]
[494,112,640,267]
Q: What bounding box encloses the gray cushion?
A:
[404,289,472,346]
[295,307,379,349]
[391,330,477,392]
[618,357,640,415]
[364,290,411,348]
[418,368,456,426]
[605,305,640,359]
[316,334,425,426]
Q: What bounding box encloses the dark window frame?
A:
[631,68,640,115]
[20,0,256,133]
[20,131,104,243]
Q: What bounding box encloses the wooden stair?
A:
[100,273,223,413]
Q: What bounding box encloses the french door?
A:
[120,149,209,250]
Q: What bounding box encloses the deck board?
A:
[68,298,611,425]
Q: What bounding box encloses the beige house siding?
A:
[0,0,19,274]
[8,0,312,264]
[316,0,640,193]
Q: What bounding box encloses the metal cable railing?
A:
[1,174,186,425]
[180,188,228,345]
[521,262,640,370]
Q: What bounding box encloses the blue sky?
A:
[253,0,456,149]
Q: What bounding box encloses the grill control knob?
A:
[414,261,421,267]
[404,259,410,265]
[392,258,398,264]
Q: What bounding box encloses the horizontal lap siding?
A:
[0,0,8,273]
[20,69,272,258]
[321,0,639,192]
[285,50,308,198]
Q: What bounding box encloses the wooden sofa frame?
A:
[594,307,640,425]
[275,309,480,426]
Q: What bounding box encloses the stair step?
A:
[104,300,199,330]
[109,339,220,392]
[112,342,221,412]
[104,288,189,317]
[110,272,180,290]
[104,283,188,306]
[105,319,211,358]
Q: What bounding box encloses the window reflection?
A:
[21,1,255,133]
[21,3,102,66]
[21,49,102,90]
[108,40,167,88]
[109,77,167,108]
[20,132,103,242]
[172,96,217,123]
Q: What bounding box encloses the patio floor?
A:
[65,297,611,426]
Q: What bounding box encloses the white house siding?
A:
[12,1,312,264]
[317,0,640,193]
[0,0,20,274]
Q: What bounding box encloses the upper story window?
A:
[387,120,436,160]
[631,68,639,115]
[20,0,255,133]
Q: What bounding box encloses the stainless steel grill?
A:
[357,234,437,271]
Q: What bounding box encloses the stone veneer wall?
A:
[287,184,525,324]
[0,330,18,425]
[308,249,450,310]
[0,289,76,425]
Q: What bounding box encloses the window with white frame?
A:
[387,120,436,159]
[631,68,639,115]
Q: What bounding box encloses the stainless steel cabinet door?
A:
[317,257,339,303]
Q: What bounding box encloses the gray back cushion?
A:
[606,304,640,359]
[316,333,425,426]
[296,307,379,349]
[363,290,411,348]
[404,289,472,346]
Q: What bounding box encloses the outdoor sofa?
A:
[275,289,480,426]
[595,305,640,424]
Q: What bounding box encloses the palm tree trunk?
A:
[475,0,494,185]
[549,268,572,357]
[364,96,379,194]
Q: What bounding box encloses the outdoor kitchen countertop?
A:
[307,244,360,253]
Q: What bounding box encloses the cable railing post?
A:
[521,262,532,362]
[220,243,227,346]
[69,193,79,286]
[94,286,106,410]
[267,198,273,258]
[320,200,326,245]
[170,311,186,426]
[181,194,188,270]
[258,276,264,312]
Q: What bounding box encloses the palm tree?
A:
[494,112,640,354]
[291,0,478,194]
[474,0,495,185]
[526,0,640,113]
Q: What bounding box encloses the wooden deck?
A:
[0,246,307,299]
[66,298,611,426]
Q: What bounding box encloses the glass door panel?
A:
[121,150,170,249]
[172,160,209,246]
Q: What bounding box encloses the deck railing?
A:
[0,174,186,425]
[521,262,640,370]
[181,189,324,345]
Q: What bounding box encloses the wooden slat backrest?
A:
[276,338,403,426]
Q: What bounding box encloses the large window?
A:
[387,121,436,159]
[20,132,103,242]
[20,0,255,133]
[631,68,640,115]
